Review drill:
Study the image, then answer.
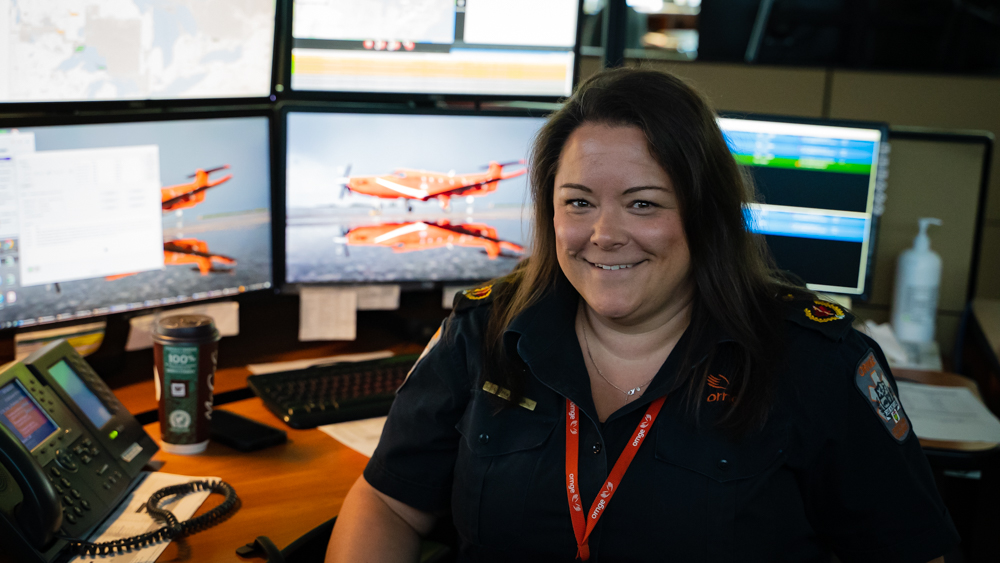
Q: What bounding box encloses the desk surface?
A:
[148,399,368,562]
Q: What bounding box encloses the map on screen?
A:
[0,0,275,102]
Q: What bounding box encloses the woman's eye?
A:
[630,200,657,210]
[567,199,591,208]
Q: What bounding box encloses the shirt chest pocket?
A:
[453,392,559,547]
[652,423,788,563]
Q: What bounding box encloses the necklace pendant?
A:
[626,387,637,396]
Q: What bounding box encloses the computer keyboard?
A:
[247,354,420,429]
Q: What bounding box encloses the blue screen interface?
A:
[0,380,59,451]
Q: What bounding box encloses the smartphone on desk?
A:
[211,410,287,452]
[0,339,157,563]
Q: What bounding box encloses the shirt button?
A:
[592,443,602,454]
[717,459,729,471]
[478,434,489,444]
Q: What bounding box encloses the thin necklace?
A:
[580,312,656,404]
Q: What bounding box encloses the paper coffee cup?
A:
[153,314,220,455]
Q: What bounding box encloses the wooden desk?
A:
[148,399,368,562]
[894,368,1000,452]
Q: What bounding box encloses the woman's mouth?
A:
[588,260,642,271]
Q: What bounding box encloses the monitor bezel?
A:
[0,1,282,112]
[277,101,555,293]
[276,0,585,103]
[0,106,281,337]
[717,111,890,302]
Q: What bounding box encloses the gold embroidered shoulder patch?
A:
[804,300,846,323]
[463,285,493,300]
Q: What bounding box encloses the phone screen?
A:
[0,380,59,450]
[48,360,112,429]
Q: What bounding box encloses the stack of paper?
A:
[896,381,1000,443]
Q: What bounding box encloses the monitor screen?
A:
[0,115,273,329]
[0,379,59,451]
[1,0,276,103]
[285,110,546,284]
[289,0,579,97]
[719,117,885,297]
[48,360,112,429]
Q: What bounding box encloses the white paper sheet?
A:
[125,301,240,351]
[896,381,1000,443]
[69,472,218,563]
[354,284,401,310]
[299,286,357,341]
[318,416,387,458]
[246,350,395,375]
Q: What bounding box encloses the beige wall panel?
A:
[578,57,826,116]
[868,139,986,312]
[828,71,1000,223]
[630,61,827,117]
[976,223,1000,300]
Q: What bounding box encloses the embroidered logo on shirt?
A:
[855,350,911,443]
[706,374,734,403]
[804,300,846,323]
[463,285,493,300]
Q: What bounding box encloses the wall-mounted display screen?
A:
[0,0,276,103]
[0,115,273,329]
[289,0,579,97]
[285,110,547,284]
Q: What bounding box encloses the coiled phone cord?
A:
[63,479,239,556]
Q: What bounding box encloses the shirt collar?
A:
[504,276,735,424]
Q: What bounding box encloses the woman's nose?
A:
[590,209,628,249]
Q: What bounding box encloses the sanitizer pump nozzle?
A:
[890,217,943,343]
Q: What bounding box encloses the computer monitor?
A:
[283,108,547,285]
[0,112,274,330]
[719,115,888,298]
[0,1,276,103]
[287,0,580,98]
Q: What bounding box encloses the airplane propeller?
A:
[186,165,230,178]
[336,164,353,198]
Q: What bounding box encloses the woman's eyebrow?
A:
[622,185,672,195]
[558,183,591,192]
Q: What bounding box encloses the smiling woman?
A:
[326,68,958,563]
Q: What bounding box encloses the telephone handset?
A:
[0,340,158,563]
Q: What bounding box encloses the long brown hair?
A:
[483,67,790,433]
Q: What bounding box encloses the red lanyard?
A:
[564,396,666,561]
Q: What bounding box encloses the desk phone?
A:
[0,340,157,563]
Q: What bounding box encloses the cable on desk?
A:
[62,479,240,556]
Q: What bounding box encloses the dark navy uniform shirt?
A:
[364,282,959,562]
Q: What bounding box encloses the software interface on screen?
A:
[285,111,547,284]
[0,0,275,103]
[0,117,273,329]
[290,0,579,96]
[719,118,884,296]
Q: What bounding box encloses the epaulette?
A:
[780,293,855,342]
[453,281,504,312]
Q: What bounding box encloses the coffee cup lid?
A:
[153,314,221,344]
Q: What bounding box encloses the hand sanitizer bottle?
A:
[891,218,942,343]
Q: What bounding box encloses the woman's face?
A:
[553,123,692,326]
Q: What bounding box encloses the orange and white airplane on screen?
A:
[343,220,524,260]
[161,165,232,211]
[339,160,526,210]
[105,239,236,280]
